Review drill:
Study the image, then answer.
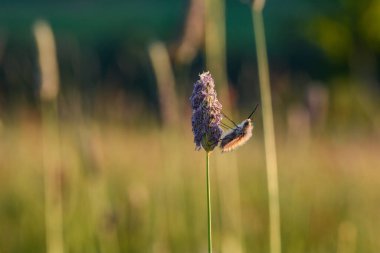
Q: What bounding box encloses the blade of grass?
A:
[34,20,64,253]
[148,42,179,129]
[251,6,282,253]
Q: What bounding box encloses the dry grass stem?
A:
[34,20,60,102]
[149,42,179,128]
[251,7,282,253]
[34,19,64,253]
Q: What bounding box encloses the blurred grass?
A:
[0,111,379,253]
[1,1,380,252]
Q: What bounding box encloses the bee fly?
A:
[219,104,259,152]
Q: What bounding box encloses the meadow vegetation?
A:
[1,0,380,252]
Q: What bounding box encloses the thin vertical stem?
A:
[41,101,64,253]
[252,9,282,253]
[34,20,64,253]
[205,2,245,252]
[148,41,179,128]
[206,151,212,253]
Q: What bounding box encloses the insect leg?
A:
[220,121,234,130]
[221,111,238,127]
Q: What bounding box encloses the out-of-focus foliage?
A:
[0,1,380,253]
[0,0,379,114]
[0,119,380,253]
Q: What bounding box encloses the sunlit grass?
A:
[0,114,380,252]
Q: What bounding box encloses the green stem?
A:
[206,151,212,253]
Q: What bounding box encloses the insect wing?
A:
[220,119,253,152]
[221,133,246,152]
[220,130,239,148]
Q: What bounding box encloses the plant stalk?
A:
[206,151,212,253]
[252,8,282,253]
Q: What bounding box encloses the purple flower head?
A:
[190,71,223,152]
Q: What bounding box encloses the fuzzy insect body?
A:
[220,119,253,152]
[219,104,258,152]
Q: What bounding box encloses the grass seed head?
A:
[190,71,223,152]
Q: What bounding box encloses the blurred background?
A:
[0,0,380,252]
